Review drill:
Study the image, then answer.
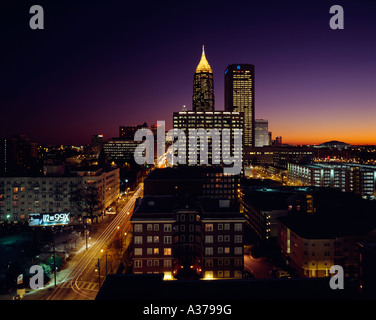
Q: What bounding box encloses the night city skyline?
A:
[1,0,375,146]
[2,0,376,308]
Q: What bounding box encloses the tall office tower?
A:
[224,64,255,147]
[254,119,269,147]
[173,110,244,167]
[192,46,215,111]
[0,135,38,176]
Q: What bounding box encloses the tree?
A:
[71,184,103,225]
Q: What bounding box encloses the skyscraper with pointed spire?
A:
[192,45,215,111]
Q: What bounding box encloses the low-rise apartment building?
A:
[0,166,119,224]
[131,196,245,280]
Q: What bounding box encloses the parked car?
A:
[272,269,291,278]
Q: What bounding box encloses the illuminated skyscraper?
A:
[224,64,255,147]
[192,46,214,111]
[254,119,269,147]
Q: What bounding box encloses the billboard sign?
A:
[29,212,70,227]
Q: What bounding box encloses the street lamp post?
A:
[53,244,57,287]
[101,249,108,276]
[97,258,101,288]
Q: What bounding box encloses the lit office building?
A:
[172,110,244,167]
[254,119,269,147]
[287,163,376,197]
[225,64,255,147]
[119,123,148,140]
[102,140,144,164]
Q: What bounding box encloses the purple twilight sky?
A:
[1,0,375,145]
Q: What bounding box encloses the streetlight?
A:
[96,258,101,288]
[100,249,108,276]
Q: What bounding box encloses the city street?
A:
[243,254,275,279]
[23,184,143,300]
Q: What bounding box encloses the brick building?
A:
[131,196,245,280]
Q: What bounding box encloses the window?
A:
[164,236,172,244]
[234,258,242,266]
[205,259,213,267]
[134,236,142,244]
[164,224,172,232]
[234,223,242,231]
[224,223,230,230]
[147,224,152,231]
[218,224,223,230]
[234,235,242,243]
[147,236,153,243]
[134,260,142,268]
[218,247,223,254]
[153,248,159,254]
[134,224,142,232]
[153,236,159,243]
[205,247,213,255]
[205,224,213,231]
[164,260,172,267]
[154,224,159,231]
[224,247,230,254]
[134,248,142,256]
[235,247,242,255]
[224,235,230,242]
[147,248,152,255]
[153,260,159,266]
[205,236,213,243]
[164,248,172,256]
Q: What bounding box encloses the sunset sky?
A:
[1,0,375,145]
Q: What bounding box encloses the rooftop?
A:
[95,274,360,300]
[132,196,243,221]
[195,45,212,73]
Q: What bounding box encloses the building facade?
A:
[278,218,363,278]
[172,110,244,168]
[0,135,39,176]
[287,163,376,197]
[254,119,269,147]
[225,64,255,148]
[131,196,245,280]
[102,140,144,164]
[0,167,119,223]
[243,146,313,168]
[144,167,240,205]
[119,123,148,140]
